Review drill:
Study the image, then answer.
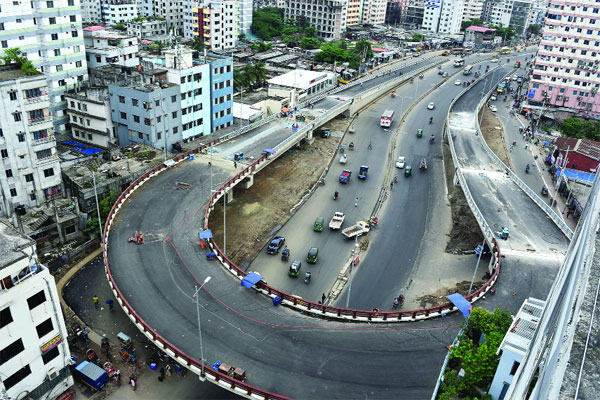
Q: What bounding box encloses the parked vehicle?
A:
[313,217,324,232]
[339,169,352,184]
[329,212,346,230]
[320,128,331,138]
[417,128,423,138]
[267,236,285,254]
[306,247,319,263]
[74,361,109,391]
[358,165,369,179]
[341,221,371,238]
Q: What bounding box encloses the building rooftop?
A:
[83,25,106,31]
[0,64,37,82]
[253,51,284,61]
[498,298,545,356]
[267,69,331,90]
[467,26,496,33]
[233,102,262,120]
[555,137,600,162]
[267,54,299,65]
[65,87,109,103]
[0,221,35,269]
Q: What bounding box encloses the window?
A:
[53,49,60,56]
[5,169,12,178]
[156,116,161,123]
[0,307,13,328]
[36,318,54,338]
[75,60,82,68]
[171,95,177,103]
[65,225,76,234]
[25,173,33,182]
[120,112,127,119]
[49,17,56,24]
[119,95,125,104]
[46,0,53,7]
[144,118,151,126]
[510,361,520,375]
[132,98,139,106]
[172,111,177,118]
[70,15,76,22]
[1,40,8,48]
[27,290,46,310]
[10,188,16,197]
[17,133,25,142]
[72,30,78,37]
[68,0,74,5]
[1,149,7,158]
[43,168,54,178]
[3,365,31,391]
[173,126,178,134]
[0,339,25,366]
[133,115,140,123]
[157,131,161,140]
[56,65,63,72]
[9,91,17,101]
[51,33,58,40]
[0,23,4,31]
[138,132,143,139]
[42,346,60,364]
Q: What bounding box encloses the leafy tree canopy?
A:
[251,41,272,53]
[300,37,320,50]
[461,18,483,31]
[527,24,541,35]
[1,48,39,75]
[559,117,600,141]
[251,8,284,40]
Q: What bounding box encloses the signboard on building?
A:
[40,334,62,354]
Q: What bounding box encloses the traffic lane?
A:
[251,93,407,301]
[336,78,465,310]
[106,161,465,398]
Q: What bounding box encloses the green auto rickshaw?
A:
[289,260,302,277]
[313,217,324,232]
[417,128,423,138]
[307,247,319,264]
[405,165,412,177]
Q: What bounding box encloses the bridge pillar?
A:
[242,174,254,189]
[224,188,234,204]
[304,129,315,145]
[453,171,461,187]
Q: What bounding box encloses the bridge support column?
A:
[304,129,315,145]
[453,171,461,187]
[225,188,234,203]
[242,174,254,189]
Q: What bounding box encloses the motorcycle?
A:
[429,135,435,143]
[392,295,405,310]
[304,272,312,284]
[525,164,530,174]
[429,117,433,124]
[281,247,290,261]
[349,142,354,151]
[333,191,339,200]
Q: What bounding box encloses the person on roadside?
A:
[93,295,99,310]
[354,197,359,207]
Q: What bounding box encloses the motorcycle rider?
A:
[526,164,531,173]
[304,272,312,284]
[334,191,339,200]
[429,116,433,124]
[349,141,354,150]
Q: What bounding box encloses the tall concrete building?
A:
[146,0,183,34]
[238,0,253,36]
[81,0,103,23]
[361,0,387,24]
[0,64,62,217]
[347,0,362,25]
[483,0,532,34]
[422,0,464,34]
[0,222,74,400]
[284,0,348,40]
[0,0,88,135]
[385,0,403,26]
[402,0,426,29]
[193,0,238,50]
[462,0,484,22]
[84,27,140,69]
[208,55,234,131]
[527,0,600,118]
[101,0,140,25]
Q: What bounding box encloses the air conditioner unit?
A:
[47,368,59,380]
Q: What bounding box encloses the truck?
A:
[329,212,345,230]
[339,169,352,184]
[358,165,368,179]
[74,361,109,391]
[453,59,465,67]
[496,83,506,94]
[341,221,371,238]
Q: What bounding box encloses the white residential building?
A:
[0,221,74,400]
[526,0,547,29]
[127,18,168,39]
[422,0,464,34]
[462,0,484,22]
[101,0,139,25]
[238,0,253,36]
[81,0,103,23]
[65,88,118,148]
[483,0,532,34]
[194,0,238,50]
[362,0,387,25]
[84,27,140,68]
[0,0,88,135]
[152,0,184,34]
[0,65,62,217]
[284,0,348,40]
[141,0,154,16]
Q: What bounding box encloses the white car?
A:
[512,76,518,81]
[489,104,498,112]
[442,72,449,77]
[427,102,435,110]
[395,156,406,169]
[490,95,497,101]
[455,79,462,86]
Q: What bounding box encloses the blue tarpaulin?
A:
[446,293,472,318]
[263,149,275,154]
[80,148,103,155]
[198,230,213,240]
[241,272,263,288]
[555,167,596,183]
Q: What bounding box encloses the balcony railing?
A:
[25,92,49,104]
[28,114,51,126]
[36,154,59,165]
[32,134,55,146]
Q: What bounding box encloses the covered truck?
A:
[497,83,506,93]
[329,212,345,230]
[341,221,370,238]
[74,361,109,391]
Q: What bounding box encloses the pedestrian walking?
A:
[158,368,165,382]
[234,161,237,168]
[93,295,99,309]
[106,299,114,311]
[354,197,358,207]
[566,209,572,218]
[368,141,372,150]
[166,364,172,377]
[525,143,529,150]
[390,181,394,189]
[322,293,326,303]
[510,145,513,152]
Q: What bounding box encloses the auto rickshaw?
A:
[117,332,132,350]
[391,90,397,98]
[288,260,301,277]
[313,217,324,232]
[307,247,319,264]
[404,165,412,177]
[541,186,549,196]
[417,128,423,138]
[281,246,290,261]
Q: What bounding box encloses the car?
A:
[489,105,498,112]
[288,260,301,277]
[427,102,435,110]
[490,95,497,101]
[455,79,462,86]
[491,58,499,63]
[395,156,406,169]
[512,76,518,81]
[412,52,420,57]
[267,236,285,254]
[438,70,444,75]
[443,72,449,77]
[307,247,319,263]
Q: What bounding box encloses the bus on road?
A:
[463,65,474,75]
[380,109,395,128]
[453,59,465,67]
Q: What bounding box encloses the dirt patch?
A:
[479,107,511,168]
[209,118,346,267]
[416,279,487,308]
[442,141,484,253]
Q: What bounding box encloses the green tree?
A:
[251,41,272,52]
[113,23,126,31]
[410,33,425,42]
[315,42,348,64]
[1,47,39,75]
[100,188,119,217]
[527,24,541,36]
[300,37,320,50]
[353,40,373,61]
[189,36,204,52]
[491,25,517,42]
[83,217,101,238]
[251,9,283,40]
[461,18,483,30]
[282,34,296,45]
[559,118,600,141]
[303,26,317,38]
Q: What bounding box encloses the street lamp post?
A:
[91,169,103,239]
[468,237,486,295]
[345,227,359,308]
[193,276,212,378]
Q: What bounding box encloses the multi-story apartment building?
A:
[127,18,168,39]
[385,0,403,26]
[149,0,184,34]
[208,55,234,131]
[527,0,600,118]
[193,0,238,50]
[65,88,118,148]
[0,222,74,400]
[462,0,484,22]
[142,46,212,140]
[238,0,253,36]
[81,0,103,23]
[526,0,547,29]
[109,78,183,151]
[84,27,139,68]
[361,0,386,24]
[423,0,464,34]
[483,0,532,34]
[0,65,62,217]
[0,0,88,135]
[101,0,139,25]
[284,0,348,40]
[347,0,362,25]
[402,0,425,29]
